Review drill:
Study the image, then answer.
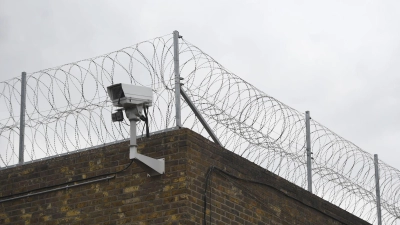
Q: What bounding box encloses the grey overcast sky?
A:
[0,0,399,168]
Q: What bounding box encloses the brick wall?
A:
[0,128,370,225]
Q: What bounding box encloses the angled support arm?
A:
[180,88,222,147]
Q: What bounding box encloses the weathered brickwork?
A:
[184,131,371,225]
[0,128,370,225]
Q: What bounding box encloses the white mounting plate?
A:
[130,146,165,176]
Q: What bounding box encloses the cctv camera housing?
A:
[111,110,124,122]
[107,83,153,108]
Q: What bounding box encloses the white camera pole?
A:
[173,30,182,127]
[126,107,165,176]
[19,72,27,164]
[129,114,138,156]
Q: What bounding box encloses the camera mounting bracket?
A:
[126,107,165,176]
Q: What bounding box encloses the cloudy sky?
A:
[0,0,399,168]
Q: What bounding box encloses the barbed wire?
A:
[0,33,398,225]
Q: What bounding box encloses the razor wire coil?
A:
[0,33,399,225]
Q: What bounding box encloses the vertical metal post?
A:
[173,30,182,127]
[19,72,27,164]
[374,154,382,225]
[305,111,312,193]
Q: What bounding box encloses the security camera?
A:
[107,83,153,108]
[106,83,164,176]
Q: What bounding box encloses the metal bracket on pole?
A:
[374,154,382,225]
[180,88,222,147]
[305,111,312,193]
[19,72,27,164]
[173,30,182,127]
[173,30,220,146]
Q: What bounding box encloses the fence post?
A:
[374,154,382,225]
[173,30,182,127]
[19,72,27,164]
[305,111,312,193]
